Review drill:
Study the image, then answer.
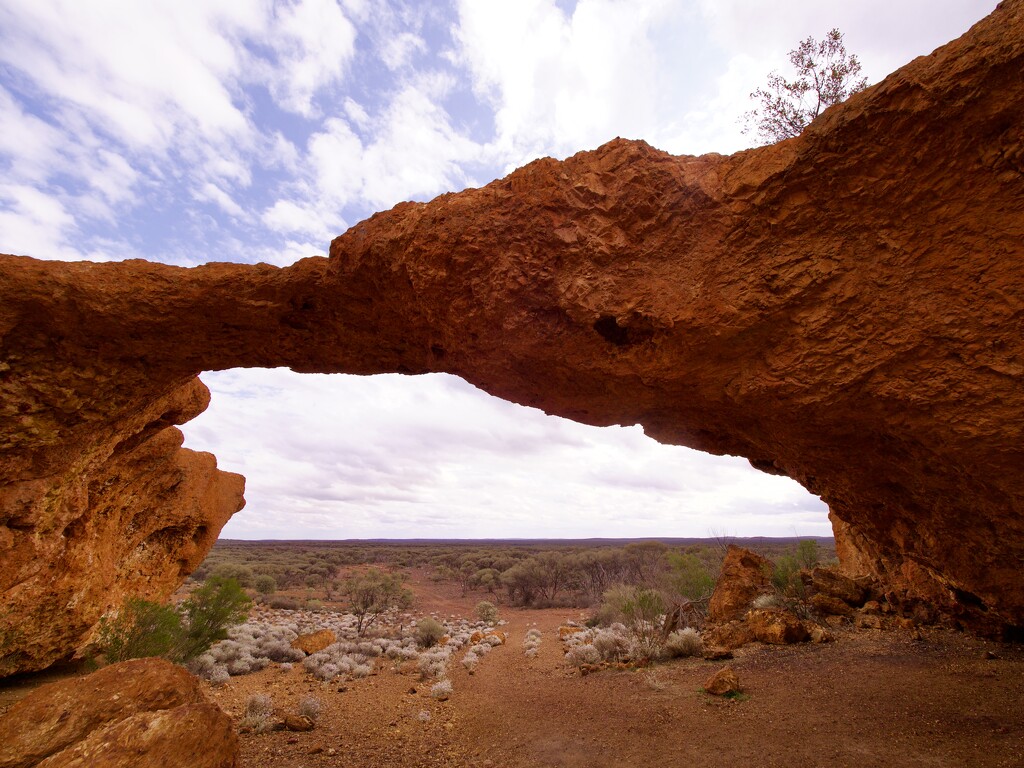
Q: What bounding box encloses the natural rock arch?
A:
[1,1,1023,674]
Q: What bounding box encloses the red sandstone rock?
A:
[703,667,741,697]
[811,594,855,617]
[290,629,336,655]
[2,1,1024,673]
[283,714,315,732]
[709,546,772,622]
[0,658,237,767]
[807,566,870,607]
[746,609,811,645]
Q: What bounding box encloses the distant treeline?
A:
[193,537,836,609]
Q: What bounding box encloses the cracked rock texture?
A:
[0,658,238,767]
[1,1,1023,673]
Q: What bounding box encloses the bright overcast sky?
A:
[1,0,995,539]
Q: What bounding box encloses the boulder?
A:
[808,567,870,607]
[0,658,237,768]
[746,609,811,645]
[703,667,741,696]
[810,594,856,617]
[702,621,754,651]
[290,629,336,655]
[708,546,772,622]
[2,0,1024,673]
[283,714,315,732]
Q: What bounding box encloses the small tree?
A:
[175,576,252,660]
[97,598,183,663]
[96,577,251,664]
[743,28,868,143]
[343,569,413,635]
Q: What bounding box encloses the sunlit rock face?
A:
[2,1,1023,674]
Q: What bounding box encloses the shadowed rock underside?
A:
[1,1,1022,674]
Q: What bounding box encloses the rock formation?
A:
[1,2,1023,673]
[708,546,772,622]
[0,658,238,767]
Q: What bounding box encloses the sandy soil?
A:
[207,572,1024,768]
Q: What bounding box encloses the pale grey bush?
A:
[752,593,783,610]
[431,679,453,699]
[461,651,478,673]
[566,643,602,667]
[592,628,629,661]
[664,628,702,658]
[242,693,274,733]
[298,696,321,721]
[210,665,230,686]
[417,649,449,679]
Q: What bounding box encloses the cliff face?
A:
[2,1,1023,673]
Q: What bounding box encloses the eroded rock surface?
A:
[0,658,238,767]
[1,1,1023,672]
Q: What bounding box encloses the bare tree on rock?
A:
[744,28,869,143]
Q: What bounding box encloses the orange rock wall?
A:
[1,1,1023,672]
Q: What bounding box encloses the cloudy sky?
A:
[1,0,995,539]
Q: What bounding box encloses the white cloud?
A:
[195,182,246,219]
[258,0,358,117]
[182,369,829,539]
[454,0,677,168]
[262,73,482,243]
[0,184,81,259]
[380,31,427,70]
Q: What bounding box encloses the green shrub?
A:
[207,563,255,588]
[666,553,715,604]
[796,539,820,570]
[254,575,277,596]
[175,577,252,661]
[476,601,499,624]
[771,555,804,597]
[415,617,446,648]
[267,596,299,610]
[97,597,183,663]
[96,578,250,665]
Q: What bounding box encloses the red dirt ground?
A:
[208,569,1024,768]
